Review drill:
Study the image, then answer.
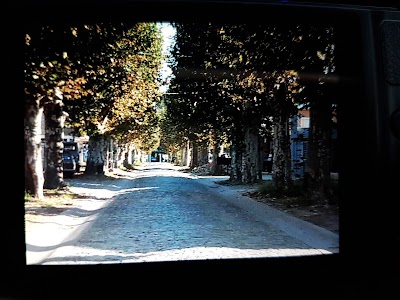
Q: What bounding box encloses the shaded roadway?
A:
[25,162,339,265]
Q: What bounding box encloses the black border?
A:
[7,1,400,298]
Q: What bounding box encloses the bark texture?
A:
[241,127,262,184]
[190,142,199,168]
[43,99,67,189]
[272,114,293,191]
[230,140,242,182]
[210,136,222,175]
[304,99,333,204]
[24,97,45,199]
[85,134,107,175]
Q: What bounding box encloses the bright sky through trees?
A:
[158,22,176,93]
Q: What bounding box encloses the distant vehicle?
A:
[63,141,80,178]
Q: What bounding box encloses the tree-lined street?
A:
[24,20,340,207]
[24,19,341,265]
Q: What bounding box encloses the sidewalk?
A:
[193,174,339,253]
[25,191,116,264]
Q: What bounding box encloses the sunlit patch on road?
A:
[41,245,332,265]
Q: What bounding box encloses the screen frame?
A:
[9,0,400,297]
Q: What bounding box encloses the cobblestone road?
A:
[39,163,338,264]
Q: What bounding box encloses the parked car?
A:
[63,152,77,178]
[63,141,80,178]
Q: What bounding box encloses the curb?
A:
[194,176,339,254]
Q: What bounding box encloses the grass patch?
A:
[25,188,78,209]
[257,178,340,207]
[257,180,313,207]
[259,180,304,197]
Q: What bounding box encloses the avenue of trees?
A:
[160,22,337,204]
[24,21,164,199]
[24,19,338,205]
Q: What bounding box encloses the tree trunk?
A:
[124,143,134,167]
[134,148,144,164]
[43,100,67,189]
[272,114,292,191]
[198,144,209,166]
[115,141,126,169]
[24,96,45,199]
[183,139,190,167]
[190,142,198,168]
[210,134,221,175]
[241,127,262,184]
[230,139,242,182]
[179,147,184,166]
[106,138,113,170]
[85,134,107,175]
[304,100,333,204]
